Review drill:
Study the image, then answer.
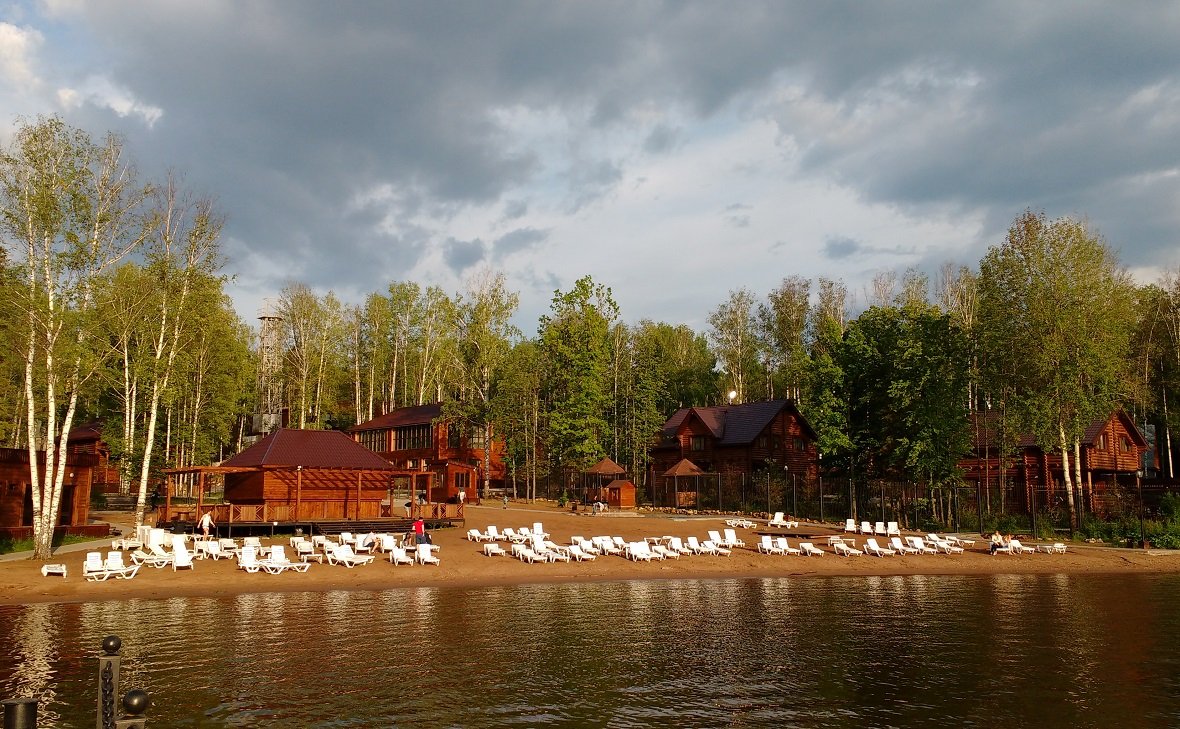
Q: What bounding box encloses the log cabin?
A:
[0,446,98,539]
[350,403,507,503]
[959,410,1148,512]
[647,399,818,507]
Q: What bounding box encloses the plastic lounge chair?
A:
[798,542,824,557]
[387,546,414,564]
[568,544,597,561]
[702,539,732,556]
[328,544,375,567]
[485,526,503,541]
[775,537,802,556]
[863,538,897,557]
[466,528,487,542]
[592,536,622,556]
[860,521,873,534]
[532,522,550,539]
[482,542,507,557]
[667,537,693,556]
[1037,542,1067,554]
[723,528,746,548]
[845,519,858,533]
[541,540,572,562]
[758,535,785,554]
[503,528,525,544]
[83,552,112,581]
[945,535,977,548]
[264,545,310,574]
[626,542,655,561]
[651,544,679,560]
[873,521,887,535]
[238,546,264,573]
[768,512,788,528]
[103,551,140,579]
[886,522,901,537]
[172,542,195,572]
[354,533,377,554]
[295,541,324,563]
[833,541,861,557]
[415,543,441,565]
[929,534,966,554]
[684,536,708,554]
[906,536,938,554]
[889,537,918,555]
[1008,539,1036,554]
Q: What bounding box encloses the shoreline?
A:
[2,505,1177,606]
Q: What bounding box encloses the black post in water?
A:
[98,636,122,729]
[3,697,38,729]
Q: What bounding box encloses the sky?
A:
[1,1,1178,334]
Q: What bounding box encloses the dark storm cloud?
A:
[443,237,487,273]
[49,1,1180,312]
[493,227,548,257]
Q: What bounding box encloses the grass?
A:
[0,533,102,556]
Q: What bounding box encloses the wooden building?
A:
[66,421,122,494]
[647,399,818,506]
[350,403,507,503]
[959,410,1148,510]
[581,457,637,509]
[161,428,438,526]
[0,446,97,539]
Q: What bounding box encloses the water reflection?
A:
[1,575,1179,727]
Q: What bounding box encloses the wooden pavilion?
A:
[161,429,451,529]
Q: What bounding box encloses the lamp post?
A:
[1138,469,1146,549]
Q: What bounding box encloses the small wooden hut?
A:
[660,458,708,508]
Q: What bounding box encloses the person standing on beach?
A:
[502,494,509,509]
[458,489,466,506]
[413,516,427,544]
[199,511,215,539]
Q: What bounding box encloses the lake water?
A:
[2,574,1179,727]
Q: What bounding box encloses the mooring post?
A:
[97,636,121,729]
[3,697,38,729]
[96,636,150,729]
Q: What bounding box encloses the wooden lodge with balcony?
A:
[647,399,818,508]
[159,428,456,533]
[959,410,1149,512]
[350,403,506,503]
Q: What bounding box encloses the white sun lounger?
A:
[889,537,918,555]
[863,538,897,556]
[845,519,858,533]
[775,537,802,556]
[415,543,441,565]
[833,540,861,557]
[798,542,824,557]
[328,544,375,567]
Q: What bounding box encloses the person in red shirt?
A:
[413,517,427,544]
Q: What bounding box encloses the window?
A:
[690,435,706,451]
[470,429,487,449]
[455,471,470,490]
[395,424,431,451]
[447,424,462,449]
[1120,437,1131,453]
[357,429,386,452]
[795,438,807,452]
[756,436,767,449]
[1099,434,1108,450]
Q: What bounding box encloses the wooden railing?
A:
[160,501,464,524]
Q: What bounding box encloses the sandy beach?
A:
[3,504,1177,606]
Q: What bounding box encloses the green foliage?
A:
[538,276,617,470]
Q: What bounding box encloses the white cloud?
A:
[0,22,42,89]
[56,74,163,126]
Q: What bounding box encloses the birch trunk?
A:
[1059,422,1077,530]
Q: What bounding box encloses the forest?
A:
[4,117,1180,557]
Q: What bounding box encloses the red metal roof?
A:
[586,456,626,475]
[350,403,444,432]
[221,429,395,470]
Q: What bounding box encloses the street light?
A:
[1138,469,1146,549]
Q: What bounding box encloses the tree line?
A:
[4,118,1180,558]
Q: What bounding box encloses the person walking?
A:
[502,494,509,509]
[199,511,215,539]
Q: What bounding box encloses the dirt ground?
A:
[2,503,1176,605]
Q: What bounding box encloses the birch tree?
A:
[978,210,1137,529]
[445,270,520,498]
[707,287,761,403]
[132,178,223,527]
[0,116,149,558]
